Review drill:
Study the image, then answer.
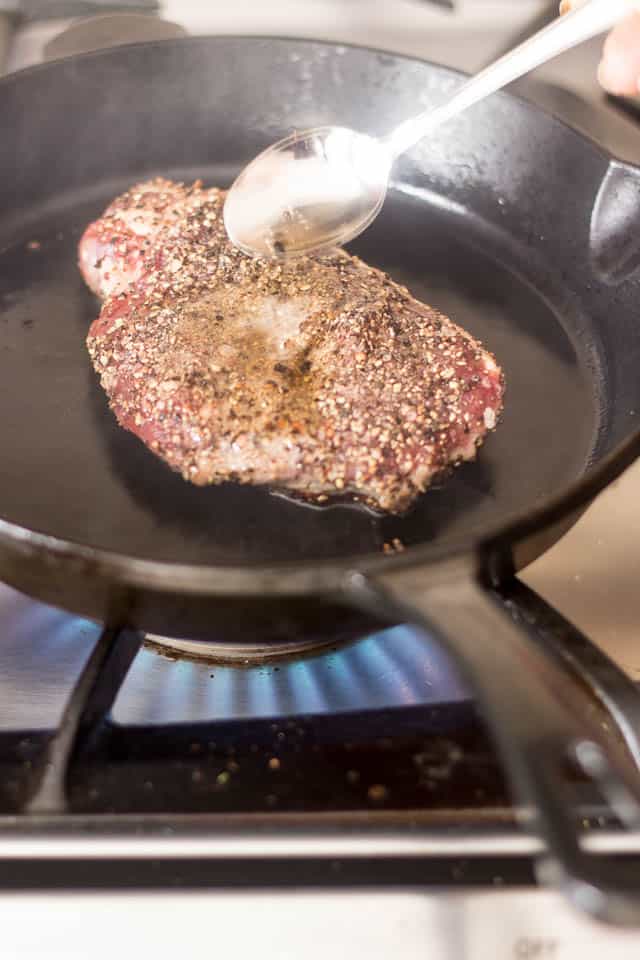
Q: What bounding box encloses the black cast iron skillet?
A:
[1,37,640,922]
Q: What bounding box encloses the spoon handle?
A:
[386,0,633,157]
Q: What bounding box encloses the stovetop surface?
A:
[0,0,639,814]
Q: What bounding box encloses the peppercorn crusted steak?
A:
[79,178,504,512]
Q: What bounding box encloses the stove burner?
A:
[144,631,340,664]
[142,606,392,665]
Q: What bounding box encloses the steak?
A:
[79,178,504,512]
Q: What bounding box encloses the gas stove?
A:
[2,3,640,957]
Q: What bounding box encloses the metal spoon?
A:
[224,0,632,260]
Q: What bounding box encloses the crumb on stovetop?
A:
[383,537,405,555]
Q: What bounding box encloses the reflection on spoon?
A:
[223,127,392,259]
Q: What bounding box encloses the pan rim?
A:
[0,34,638,595]
[0,32,624,169]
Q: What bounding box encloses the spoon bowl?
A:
[223,127,392,259]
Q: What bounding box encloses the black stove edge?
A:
[2,813,639,891]
[0,820,639,891]
[0,855,539,890]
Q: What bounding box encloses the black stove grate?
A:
[1,579,638,824]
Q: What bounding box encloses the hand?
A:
[561,1,640,95]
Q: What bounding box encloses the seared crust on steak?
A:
[81,178,504,512]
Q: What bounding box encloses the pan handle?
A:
[347,557,640,926]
